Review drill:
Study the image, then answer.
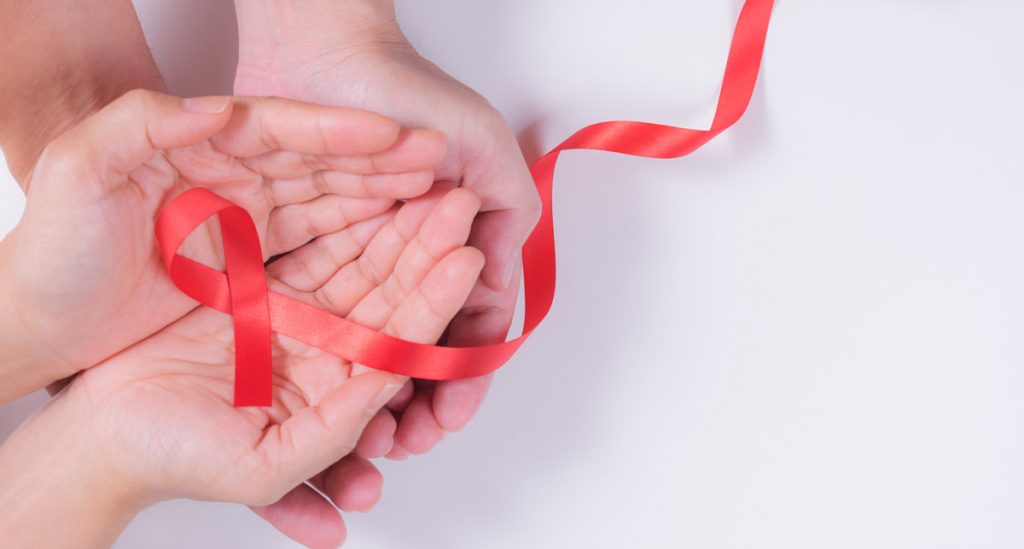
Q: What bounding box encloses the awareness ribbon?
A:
[155,0,775,406]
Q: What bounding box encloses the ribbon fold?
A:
[156,0,775,406]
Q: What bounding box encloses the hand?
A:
[0,89,446,401]
[0,187,484,548]
[235,0,540,462]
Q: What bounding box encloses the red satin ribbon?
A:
[156,0,775,406]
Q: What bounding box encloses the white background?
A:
[2,1,1024,547]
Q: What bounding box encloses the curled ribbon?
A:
[156,0,775,407]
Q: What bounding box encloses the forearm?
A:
[0,0,165,186]
[0,395,144,547]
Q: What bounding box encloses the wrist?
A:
[0,74,153,188]
[0,391,149,547]
[235,0,401,35]
[0,235,75,402]
[234,0,412,74]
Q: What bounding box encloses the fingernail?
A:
[371,382,405,410]
[183,96,231,114]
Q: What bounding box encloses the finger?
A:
[357,127,447,173]
[210,96,401,158]
[247,127,447,180]
[250,483,347,549]
[345,229,485,377]
[320,456,385,513]
[313,184,452,317]
[268,170,435,205]
[432,374,495,433]
[380,246,485,345]
[395,388,446,455]
[464,130,540,290]
[40,90,232,194]
[355,408,398,459]
[268,207,397,293]
[468,208,536,291]
[431,268,520,431]
[386,444,410,461]
[263,193,395,256]
[351,242,484,458]
[256,371,405,488]
[345,188,481,329]
[385,379,416,413]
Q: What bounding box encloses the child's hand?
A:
[0,187,483,548]
[0,89,446,402]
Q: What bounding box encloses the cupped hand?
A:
[0,89,446,401]
[39,187,483,547]
[235,2,541,466]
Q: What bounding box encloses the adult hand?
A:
[235,0,541,461]
[0,89,445,401]
[0,187,484,548]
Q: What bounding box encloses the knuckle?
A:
[295,252,320,287]
[379,275,406,310]
[356,254,386,286]
[420,290,452,325]
[310,170,330,195]
[301,203,329,238]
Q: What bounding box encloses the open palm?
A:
[234,12,540,488]
[4,90,445,396]
[59,187,483,525]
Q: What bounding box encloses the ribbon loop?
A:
[155,0,774,407]
[156,188,273,406]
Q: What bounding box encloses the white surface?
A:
[2,0,1024,547]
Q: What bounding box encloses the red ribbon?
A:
[156,0,775,407]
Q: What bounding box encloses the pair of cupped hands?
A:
[0,21,539,549]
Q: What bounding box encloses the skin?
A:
[0,183,487,548]
[233,2,541,543]
[0,3,414,543]
[0,80,452,543]
[0,0,165,187]
[0,89,447,403]
[0,1,539,545]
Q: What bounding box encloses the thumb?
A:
[257,371,406,490]
[37,89,232,192]
[466,142,540,291]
